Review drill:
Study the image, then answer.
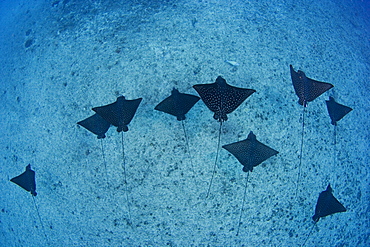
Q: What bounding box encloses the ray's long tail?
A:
[121,133,132,225]
[236,172,250,236]
[206,121,223,198]
[32,196,50,246]
[295,106,306,198]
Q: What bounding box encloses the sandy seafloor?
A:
[0,0,369,246]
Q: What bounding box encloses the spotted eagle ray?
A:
[223,131,278,235]
[10,164,49,245]
[290,65,333,197]
[302,184,346,246]
[92,95,142,224]
[155,88,200,163]
[193,76,256,198]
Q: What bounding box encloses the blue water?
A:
[0,0,369,246]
